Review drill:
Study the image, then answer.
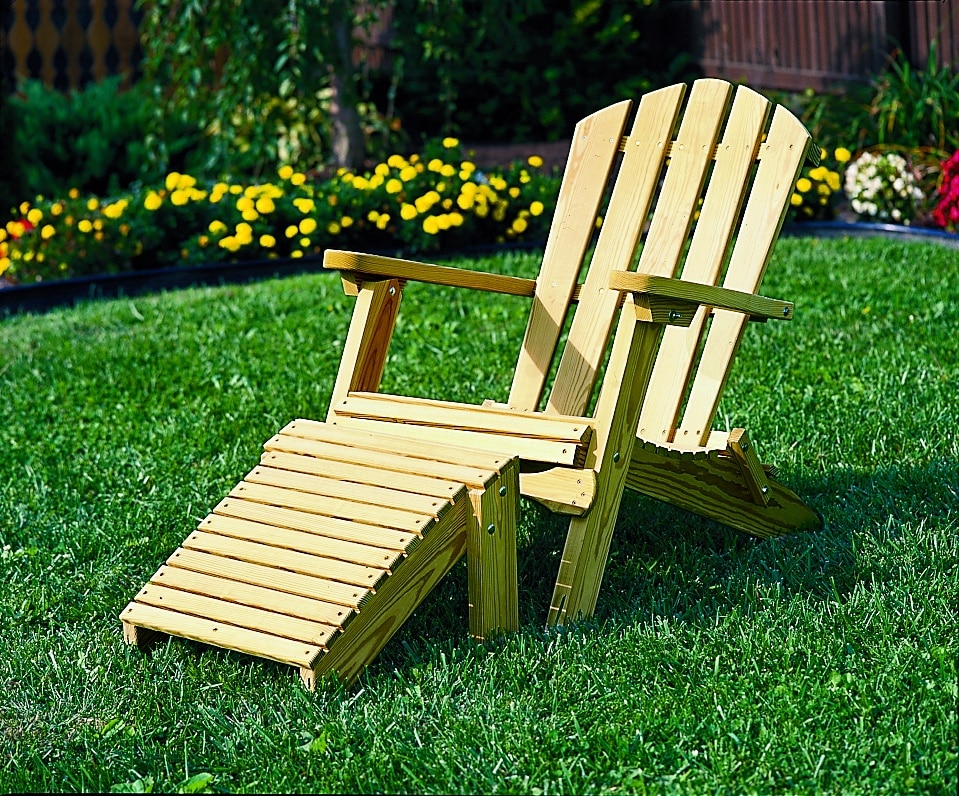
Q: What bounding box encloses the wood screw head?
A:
[613,452,621,463]
[486,523,496,535]
[499,486,507,496]
[668,310,682,321]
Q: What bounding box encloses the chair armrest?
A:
[324,250,537,297]
[608,272,794,321]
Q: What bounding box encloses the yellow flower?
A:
[530,201,544,216]
[41,224,55,240]
[340,215,354,228]
[0,257,9,275]
[260,234,276,248]
[278,165,294,180]
[144,192,163,211]
[293,198,315,213]
[440,164,456,178]
[299,218,317,235]
[796,177,812,193]
[103,201,127,219]
[368,210,380,223]
[199,235,209,247]
[400,203,418,220]
[68,188,80,199]
[386,178,403,194]
[50,202,63,216]
[387,154,406,168]
[218,236,240,252]
[527,155,544,168]
[449,212,464,227]
[375,163,390,177]
[511,217,528,233]
[165,172,181,191]
[835,147,852,163]
[826,172,841,191]
[86,197,99,211]
[456,194,474,211]
[400,166,417,182]
[209,220,228,234]
[300,237,311,247]
[229,185,243,195]
[241,209,259,222]
[442,137,459,148]
[809,166,827,181]
[428,158,444,173]
[170,190,190,206]
[78,219,93,233]
[93,219,104,231]
[509,186,520,198]
[790,193,803,206]
[290,172,306,186]
[235,223,253,245]
[27,208,43,225]
[291,250,303,259]
[256,196,276,214]
[422,216,440,235]
[376,213,390,230]
[285,225,299,238]
[328,222,341,235]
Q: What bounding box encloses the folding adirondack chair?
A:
[122,78,820,687]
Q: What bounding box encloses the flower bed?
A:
[0,139,559,285]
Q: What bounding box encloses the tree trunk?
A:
[327,3,365,170]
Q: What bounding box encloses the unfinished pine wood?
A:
[342,392,594,443]
[281,418,514,474]
[327,278,403,419]
[226,481,434,535]
[467,458,520,640]
[166,548,371,609]
[546,83,687,417]
[727,428,771,506]
[639,86,771,444]
[182,531,392,587]
[610,273,794,320]
[244,465,451,517]
[675,105,812,447]
[133,583,339,648]
[333,416,586,468]
[325,250,537,296]
[258,450,465,501]
[122,602,324,669]
[625,440,820,538]
[509,100,633,411]
[149,565,353,628]
[519,467,597,516]
[549,300,665,625]
[310,499,472,687]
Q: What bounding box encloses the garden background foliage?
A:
[1,1,957,284]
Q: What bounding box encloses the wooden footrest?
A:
[122,421,520,688]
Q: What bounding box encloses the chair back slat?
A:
[543,82,689,417]
[638,86,771,444]
[674,105,812,446]
[508,101,631,411]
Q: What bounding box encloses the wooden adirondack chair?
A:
[122,79,820,687]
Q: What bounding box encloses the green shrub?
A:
[8,78,160,203]
[385,0,697,143]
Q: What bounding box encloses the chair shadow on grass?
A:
[144,457,954,687]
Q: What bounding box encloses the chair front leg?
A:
[327,278,403,420]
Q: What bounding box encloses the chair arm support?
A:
[608,272,794,321]
[325,250,537,297]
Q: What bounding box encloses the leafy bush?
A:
[8,78,161,202]
[0,139,560,283]
[386,0,696,143]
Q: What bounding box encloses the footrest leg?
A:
[467,457,520,641]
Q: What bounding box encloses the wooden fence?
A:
[690,0,957,91]
[1,0,142,92]
[2,0,956,95]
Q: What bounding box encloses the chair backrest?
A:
[507,79,812,448]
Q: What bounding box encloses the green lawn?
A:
[1,237,956,794]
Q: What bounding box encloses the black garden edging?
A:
[1,226,955,317]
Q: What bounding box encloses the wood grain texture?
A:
[468,458,520,640]
[625,439,821,538]
[546,83,686,417]
[509,101,632,411]
[325,250,536,296]
[327,278,403,420]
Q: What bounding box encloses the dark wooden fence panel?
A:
[2,0,142,92]
[690,0,955,91]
